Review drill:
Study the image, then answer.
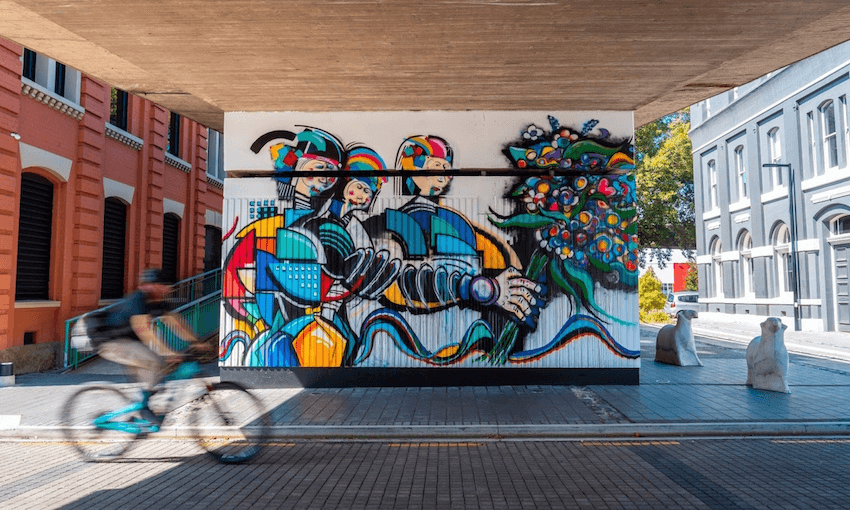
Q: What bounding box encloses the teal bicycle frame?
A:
[89,361,203,435]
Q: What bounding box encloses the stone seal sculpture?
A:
[746,317,790,393]
[655,309,702,366]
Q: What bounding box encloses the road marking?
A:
[0,415,21,429]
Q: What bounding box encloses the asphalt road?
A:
[1,437,848,509]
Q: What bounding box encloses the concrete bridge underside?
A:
[2,0,850,130]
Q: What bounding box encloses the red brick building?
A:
[0,39,224,372]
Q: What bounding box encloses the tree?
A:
[684,260,699,291]
[638,269,667,312]
[635,111,695,254]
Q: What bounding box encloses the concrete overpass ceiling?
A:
[3,0,850,131]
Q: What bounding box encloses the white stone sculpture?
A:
[746,317,790,393]
[655,309,702,366]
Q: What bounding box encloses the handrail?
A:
[63,269,222,369]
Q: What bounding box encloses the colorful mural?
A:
[220,117,639,369]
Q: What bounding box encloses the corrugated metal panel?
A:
[15,173,53,301]
[101,197,127,299]
[219,175,639,370]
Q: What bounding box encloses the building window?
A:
[22,49,36,81]
[207,128,225,181]
[768,127,783,188]
[162,213,180,284]
[109,89,129,131]
[101,198,127,300]
[204,225,223,273]
[167,113,181,157]
[708,159,718,210]
[807,112,817,175]
[15,173,54,300]
[53,62,66,97]
[711,237,723,298]
[739,231,754,297]
[774,223,793,297]
[820,99,839,171]
[834,215,850,236]
[734,145,747,200]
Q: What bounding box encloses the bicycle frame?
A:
[90,361,206,435]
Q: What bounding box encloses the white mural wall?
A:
[219,111,639,369]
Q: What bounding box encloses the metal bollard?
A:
[0,362,14,386]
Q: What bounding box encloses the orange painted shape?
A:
[292,316,346,367]
[476,233,507,270]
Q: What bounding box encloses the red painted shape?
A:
[673,263,689,292]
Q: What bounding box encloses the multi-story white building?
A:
[690,41,850,332]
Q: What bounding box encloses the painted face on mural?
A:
[345,180,373,207]
[411,173,452,196]
[295,158,339,196]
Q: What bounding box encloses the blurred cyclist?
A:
[98,268,201,424]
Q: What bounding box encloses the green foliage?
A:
[640,310,672,324]
[684,261,699,291]
[639,269,667,312]
[635,110,696,250]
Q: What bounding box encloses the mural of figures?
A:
[220,114,639,370]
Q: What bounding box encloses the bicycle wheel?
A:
[61,385,140,461]
[190,381,270,463]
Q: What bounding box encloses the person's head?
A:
[139,268,171,300]
[396,135,454,196]
[292,128,346,197]
[336,146,387,213]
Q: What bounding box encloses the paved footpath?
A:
[0,324,849,439]
[1,437,849,509]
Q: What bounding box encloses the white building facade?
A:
[690,41,850,332]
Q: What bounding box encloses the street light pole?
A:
[763,163,802,331]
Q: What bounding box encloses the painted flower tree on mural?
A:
[487,117,640,364]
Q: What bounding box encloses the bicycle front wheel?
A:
[190,381,270,463]
[61,385,139,461]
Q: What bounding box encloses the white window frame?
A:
[820,99,839,173]
[774,224,793,298]
[206,128,225,182]
[767,127,783,188]
[708,159,718,211]
[734,145,747,200]
[711,238,723,298]
[739,231,754,298]
[19,48,81,105]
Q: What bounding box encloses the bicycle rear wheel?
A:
[190,381,270,463]
[61,385,140,461]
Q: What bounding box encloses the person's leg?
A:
[98,338,164,390]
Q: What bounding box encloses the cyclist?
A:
[97,267,202,425]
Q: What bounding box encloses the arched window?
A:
[101,197,128,299]
[774,223,793,296]
[820,99,839,171]
[162,213,181,284]
[734,145,747,200]
[15,173,54,300]
[738,230,754,297]
[710,237,723,298]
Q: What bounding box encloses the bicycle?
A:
[61,356,271,464]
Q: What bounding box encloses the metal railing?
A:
[167,268,222,309]
[63,269,222,369]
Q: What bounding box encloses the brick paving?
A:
[1,438,849,509]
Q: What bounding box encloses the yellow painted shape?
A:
[435,344,460,358]
[382,282,437,309]
[292,316,346,367]
[232,319,256,339]
[476,233,507,270]
[236,216,285,239]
